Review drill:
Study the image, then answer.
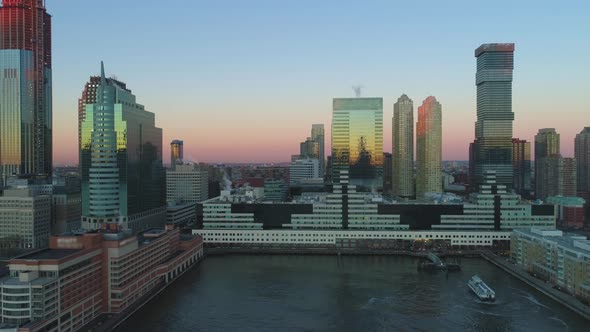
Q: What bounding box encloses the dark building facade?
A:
[470,43,515,190]
[0,0,52,183]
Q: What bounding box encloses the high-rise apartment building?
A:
[311,124,325,175]
[166,164,209,204]
[332,98,383,190]
[80,63,165,232]
[575,127,590,199]
[0,0,52,184]
[537,155,577,199]
[392,94,414,198]
[416,96,442,198]
[170,139,184,169]
[470,43,515,190]
[534,128,560,198]
[512,138,532,197]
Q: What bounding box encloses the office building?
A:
[289,158,320,185]
[311,124,325,175]
[170,140,184,170]
[575,127,590,199]
[535,128,560,198]
[0,225,203,332]
[300,137,319,159]
[0,187,51,249]
[511,228,590,303]
[80,63,165,233]
[416,96,442,198]
[392,94,414,198]
[332,97,383,190]
[512,138,532,197]
[0,0,52,184]
[166,200,197,226]
[470,43,515,190]
[51,175,82,235]
[537,155,577,199]
[166,164,209,204]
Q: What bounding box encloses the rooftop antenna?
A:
[352,85,363,98]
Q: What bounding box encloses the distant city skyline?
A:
[46,0,588,165]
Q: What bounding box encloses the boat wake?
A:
[518,294,550,309]
[549,316,569,329]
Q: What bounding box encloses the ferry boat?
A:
[468,275,495,301]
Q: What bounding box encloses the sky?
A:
[49,0,590,165]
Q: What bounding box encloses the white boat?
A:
[468,275,495,301]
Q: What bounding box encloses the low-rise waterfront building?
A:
[511,228,590,304]
[0,225,203,332]
[193,172,553,249]
[435,171,555,231]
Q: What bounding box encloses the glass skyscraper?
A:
[0,0,52,184]
[416,96,442,198]
[80,63,165,232]
[170,139,183,169]
[512,138,532,197]
[392,94,414,199]
[332,98,383,190]
[311,124,325,175]
[470,43,515,190]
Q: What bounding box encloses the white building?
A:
[289,158,320,185]
[436,171,555,231]
[166,164,209,204]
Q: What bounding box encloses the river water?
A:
[117,255,588,331]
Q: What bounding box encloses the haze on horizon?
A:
[50,0,589,165]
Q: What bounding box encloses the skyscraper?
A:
[470,43,515,190]
[575,127,590,199]
[170,139,183,169]
[512,138,532,197]
[534,128,560,199]
[382,152,392,197]
[392,94,414,198]
[80,63,165,232]
[416,96,442,198]
[537,155,576,199]
[311,124,325,175]
[332,97,383,190]
[0,0,52,184]
[300,137,319,159]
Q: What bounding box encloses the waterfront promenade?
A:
[481,251,590,320]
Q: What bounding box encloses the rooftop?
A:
[14,249,81,261]
[475,43,515,56]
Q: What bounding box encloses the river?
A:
[117,255,587,331]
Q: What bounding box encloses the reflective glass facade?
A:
[0,0,52,183]
[311,124,325,175]
[332,98,383,190]
[575,127,590,196]
[81,64,164,224]
[471,43,514,189]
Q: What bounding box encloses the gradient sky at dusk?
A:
[50,0,589,165]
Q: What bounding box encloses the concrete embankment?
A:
[481,252,590,321]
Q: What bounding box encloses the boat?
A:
[468,275,495,301]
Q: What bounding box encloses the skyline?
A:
[48,0,589,165]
